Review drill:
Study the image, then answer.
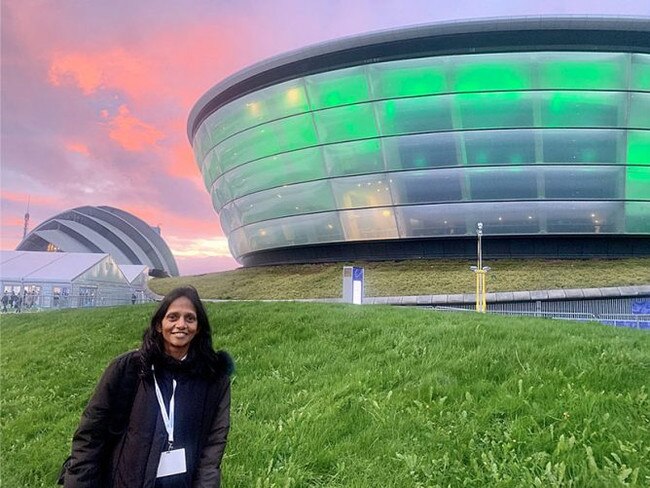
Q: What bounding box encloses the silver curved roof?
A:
[16,205,179,276]
[188,15,650,141]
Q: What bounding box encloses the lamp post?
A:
[470,222,490,312]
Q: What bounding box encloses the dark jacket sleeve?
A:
[64,352,136,488]
[193,379,231,488]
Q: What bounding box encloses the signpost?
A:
[342,266,364,305]
[470,222,490,312]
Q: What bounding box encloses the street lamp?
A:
[470,222,490,312]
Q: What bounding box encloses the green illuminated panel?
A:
[629,93,650,129]
[305,67,370,109]
[627,131,650,165]
[457,92,532,129]
[201,150,222,190]
[541,92,624,127]
[368,57,447,98]
[537,53,626,89]
[377,96,452,135]
[206,79,310,150]
[314,103,378,144]
[215,113,318,173]
[625,202,650,233]
[323,139,384,176]
[236,180,336,225]
[224,146,325,200]
[631,54,650,91]
[626,167,650,200]
[452,59,532,92]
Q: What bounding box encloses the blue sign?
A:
[631,298,650,315]
[353,267,364,281]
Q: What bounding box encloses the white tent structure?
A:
[117,264,149,303]
[1,251,135,310]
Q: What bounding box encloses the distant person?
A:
[131,292,137,305]
[53,291,60,308]
[10,291,17,309]
[1,292,8,312]
[59,286,233,487]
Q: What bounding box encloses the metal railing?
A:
[431,306,650,330]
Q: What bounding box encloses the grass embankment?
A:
[2,303,649,486]
[150,258,650,300]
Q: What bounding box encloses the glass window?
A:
[223,146,326,200]
[390,169,463,204]
[627,130,650,165]
[540,91,625,128]
[396,203,469,237]
[201,149,223,190]
[314,103,378,144]
[464,130,536,165]
[218,203,241,234]
[629,92,650,129]
[542,129,622,164]
[330,174,393,209]
[245,212,344,251]
[235,180,336,225]
[544,166,624,199]
[626,167,650,200]
[339,207,399,240]
[323,139,384,177]
[451,53,534,92]
[469,167,538,200]
[211,182,232,212]
[214,113,318,172]
[625,202,650,233]
[204,78,310,148]
[377,95,453,135]
[305,67,371,109]
[536,52,627,90]
[456,92,533,130]
[545,201,623,233]
[368,57,448,98]
[631,54,650,92]
[384,132,459,170]
[228,227,250,259]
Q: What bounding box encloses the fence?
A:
[0,293,153,313]
[431,306,650,330]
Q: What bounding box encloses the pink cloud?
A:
[107,105,164,151]
[65,141,91,156]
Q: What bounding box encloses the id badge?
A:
[156,448,187,478]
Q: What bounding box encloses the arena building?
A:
[16,206,179,276]
[188,17,650,266]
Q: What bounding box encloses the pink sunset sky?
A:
[2,1,648,275]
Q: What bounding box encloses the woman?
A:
[61,286,233,488]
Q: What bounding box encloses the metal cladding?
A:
[188,17,650,266]
[16,206,179,276]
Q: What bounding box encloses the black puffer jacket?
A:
[63,350,232,488]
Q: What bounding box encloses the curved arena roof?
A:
[16,206,179,276]
[188,16,650,266]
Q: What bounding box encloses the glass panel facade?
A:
[235,180,336,225]
[330,174,393,209]
[192,50,650,261]
[390,169,463,204]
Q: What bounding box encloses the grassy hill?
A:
[2,302,649,486]
[149,258,650,300]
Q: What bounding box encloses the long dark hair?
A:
[140,286,231,379]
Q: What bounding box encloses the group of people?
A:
[59,286,233,488]
[1,289,39,312]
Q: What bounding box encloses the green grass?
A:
[149,258,650,300]
[2,303,649,486]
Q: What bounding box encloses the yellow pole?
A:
[481,271,487,313]
[475,271,480,312]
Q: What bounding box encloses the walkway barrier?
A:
[431,306,650,330]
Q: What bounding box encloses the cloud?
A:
[65,141,91,156]
[107,105,164,151]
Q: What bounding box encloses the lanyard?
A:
[152,366,177,450]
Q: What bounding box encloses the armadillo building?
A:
[17,206,179,276]
[188,17,650,266]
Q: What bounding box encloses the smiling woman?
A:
[59,286,234,488]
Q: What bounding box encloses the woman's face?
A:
[157,296,198,359]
